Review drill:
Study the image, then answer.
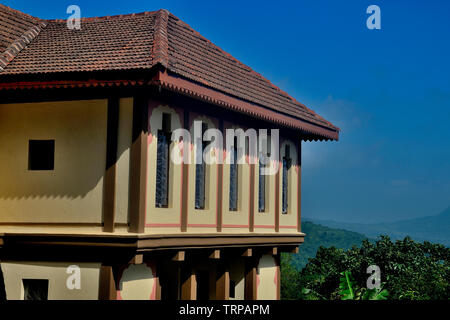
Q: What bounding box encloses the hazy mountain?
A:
[307,207,450,246]
[291,221,371,269]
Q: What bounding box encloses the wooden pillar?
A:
[180,108,189,232]
[155,274,162,300]
[297,140,302,233]
[216,118,224,232]
[103,97,119,232]
[249,162,255,232]
[98,265,117,300]
[244,257,257,300]
[216,264,230,300]
[129,95,148,233]
[181,267,197,300]
[274,159,280,232]
[275,254,281,300]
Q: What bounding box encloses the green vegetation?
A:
[282,222,450,300]
[290,221,370,269]
[337,271,388,300]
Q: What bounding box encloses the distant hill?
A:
[309,207,450,246]
[290,221,370,270]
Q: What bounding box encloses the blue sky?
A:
[5,0,450,223]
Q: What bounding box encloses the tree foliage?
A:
[281,236,450,300]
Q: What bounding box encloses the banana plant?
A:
[339,271,389,300]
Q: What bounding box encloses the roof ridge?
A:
[0,20,47,72]
[151,9,169,68]
[46,10,159,23]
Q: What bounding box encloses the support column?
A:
[249,162,255,232]
[216,264,230,300]
[98,265,117,300]
[103,97,119,232]
[180,108,189,232]
[297,140,302,233]
[216,118,224,232]
[275,254,281,300]
[244,257,257,300]
[155,274,162,300]
[181,266,197,300]
[129,96,148,233]
[274,160,280,232]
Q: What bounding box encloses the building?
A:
[0,4,339,300]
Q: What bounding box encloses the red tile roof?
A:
[0,5,339,140]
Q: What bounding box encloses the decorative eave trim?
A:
[153,70,340,141]
[0,21,47,72]
[0,78,147,89]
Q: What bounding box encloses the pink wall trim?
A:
[187,223,217,227]
[222,224,249,228]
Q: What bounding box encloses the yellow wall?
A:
[145,104,183,232]
[0,100,107,224]
[1,261,101,300]
[278,140,299,232]
[0,97,301,235]
[187,114,218,233]
[117,263,157,300]
[253,158,277,232]
[115,98,133,225]
[221,123,250,232]
[257,255,277,300]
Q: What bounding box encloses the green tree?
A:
[282,236,450,300]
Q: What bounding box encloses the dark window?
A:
[229,137,238,211]
[28,140,55,171]
[258,157,266,212]
[282,145,291,214]
[258,136,270,213]
[155,113,171,207]
[22,279,48,301]
[195,123,208,209]
[229,280,236,298]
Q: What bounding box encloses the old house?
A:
[0,4,339,300]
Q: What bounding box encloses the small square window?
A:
[22,279,49,300]
[28,140,55,171]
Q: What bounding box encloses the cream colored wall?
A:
[257,255,277,300]
[1,261,101,300]
[145,105,183,231]
[278,139,299,232]
[253,158,277,232]
[222,123,250,232]
[187,114,218,233]
[0,100,107,224]
[115,98,133,224]
[117,263,157,300]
